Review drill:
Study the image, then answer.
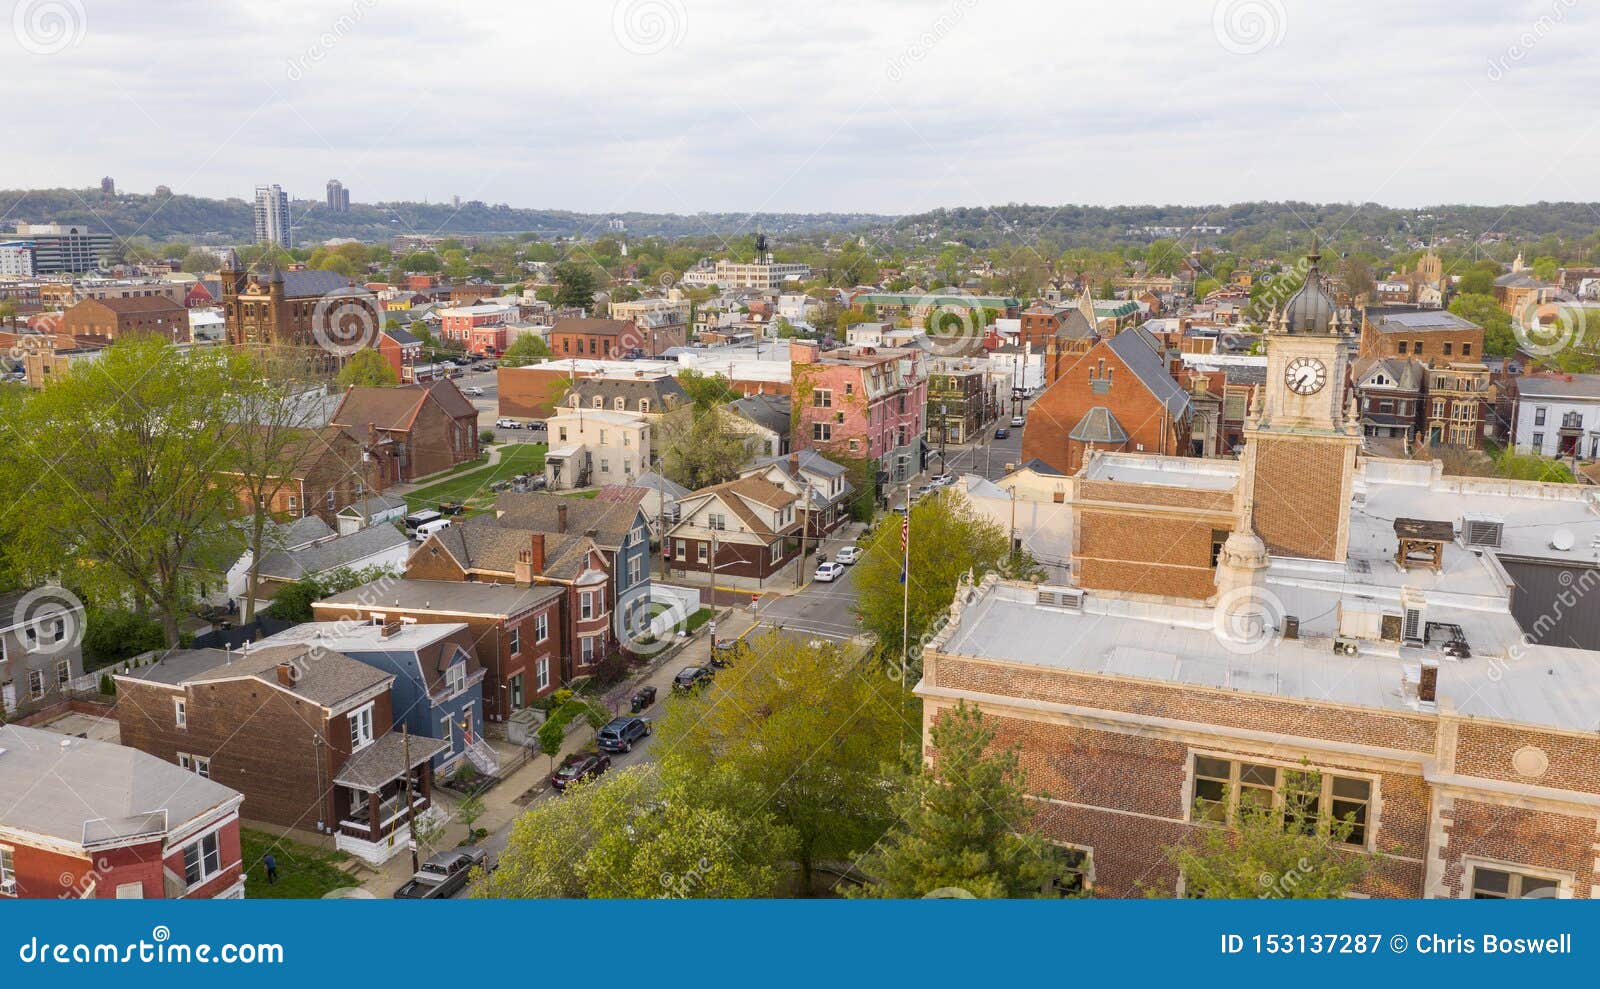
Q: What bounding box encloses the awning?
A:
[335,732,448,790]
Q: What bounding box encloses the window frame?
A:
[1186,752,1376,850]
[349,702,375,751]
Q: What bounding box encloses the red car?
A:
[550,752,611,792]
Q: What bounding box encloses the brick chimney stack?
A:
[557,502,568,533]
[515,533,545,586]
[1418,660,1439,704]
[275,661,297,687]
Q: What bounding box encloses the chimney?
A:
[515,534,545,586]
[1418,660,1439,704]
[788,451,800,474]
[557,502,568,534]
[275,662,297,687]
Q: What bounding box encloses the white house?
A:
[1512,373,1600,460]
[955,459,1074,584]
[543,408,652,490]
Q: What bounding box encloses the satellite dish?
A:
[1550,529,1576,552]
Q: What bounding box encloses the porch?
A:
[333,732,449,866]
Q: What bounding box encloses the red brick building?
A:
[549,316,687,359]
[1022,327,1193,474]
[379,326,423,381]
[60,296,189,343]
[663,474,802,586]
[329,378,481,483]
[1359,307,1485,366]
[0,724,245,899]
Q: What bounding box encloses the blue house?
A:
[493,492,655,642]
[259,620,493,777]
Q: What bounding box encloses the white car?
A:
[466,386,485,397]
[930,473,956,486]
[495,418,520,429]
[813,562,846,582]
[1010,415,1025,427]
[834,545,862,565]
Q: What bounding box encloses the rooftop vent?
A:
[1461,515,1503,549]
[1036,586,1084,611]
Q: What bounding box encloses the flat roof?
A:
[1080,452,1241,491]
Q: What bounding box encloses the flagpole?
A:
[901,481,910,683]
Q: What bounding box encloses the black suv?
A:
[673,666,714,691]
[596,716,651,753]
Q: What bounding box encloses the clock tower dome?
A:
[1238,249,1362,562]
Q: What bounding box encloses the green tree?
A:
[1448,293,1517,357]
[1457,260,1502,296]
[657,405,753,490]
[853,492,1011,674]
[854,703,1056,899]
[335,348,399,389]
[656,634,907,894]
[81,608,167,668]
[267,565,398,623]
[501,334,552,367]
[0,337,240,644]
[553,260,601,310]
[181,249,219,274]
[1162,773,1379,898]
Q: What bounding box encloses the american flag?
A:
[901,515,909,553]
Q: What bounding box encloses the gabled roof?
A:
[253,523,411,581]
[730,393,792,434]
[1353,356,1426,391]
[0,724,240,847]
[427,515,602,581]
[130,643,391,711]
[76,295,185,314]
[317,578,563,618]
[1068,407,1129,444]
[1010,457,1067,477]
[382,326,420,346]
[751,448,847,478]
[631,471,691,499]
[330,379,475,432]
[1105,326,1191,417]
[493,492,644,549]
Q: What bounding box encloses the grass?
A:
[239,828,355,899]
[685,607,713,632]
[406,443,548,512]
[561,489,598,499]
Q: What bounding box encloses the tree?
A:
[657,405,753,490]
[180,249,218,274]
[334,348,399,389]
[1449,293,1517,357]
[553,260,601,310]
[1162,773,1380,898]
[656,633,907,894]
[81,608,167,667]
[1457,260,1502,296]
[479,765,785,899]
[267,565,398,623]
[501,334,552,367]
[854,703,1056,898]
[0,337,241,644]
[853,491,1011,674]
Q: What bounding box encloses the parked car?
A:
[597,716,652,753]
[465,386,485,397]
[814,561,846,582]
[551,752,611,792]
[994,426,1010,439]
[1010,414,1025,427]
[436,501,466,516]
[404,508,443,532]
[930,472,955,486]
[414,518,453,541]
[834,545,862,565]
[915,484,936,499]
[495,418,521,429]
[393,847,491,899]
[630,685,657,713]
[673,666,714,691]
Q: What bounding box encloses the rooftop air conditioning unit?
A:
[1461,515,1503,549]
[1036,586,1084,611]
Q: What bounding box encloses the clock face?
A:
[1284,356,1328,396]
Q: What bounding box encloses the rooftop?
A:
[317,578,563,617]
[1080,452,1241,491]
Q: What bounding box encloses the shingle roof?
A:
[335,731,448,789]
[730,393,792,434]
[1068,406,1130,444]
[562,375,688,411]
[279,269,364,300]
[752,448,847,478]
[1106,326,1191,417]
[1515,373,1600,400]
[428,515,600,581]
[382,327,420,346]
[493,493,642,549]
[132,643,391,711]
[318,578,563,617]
[551,317,635,336]
[81,295,185,314]
[0,724,240,847]
[253,523,411,581]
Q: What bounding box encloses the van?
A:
[414,518,453,542]
[404,509,443,531]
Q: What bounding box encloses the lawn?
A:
[239,828,357,899]
[406,443,548,512]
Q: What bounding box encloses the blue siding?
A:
[335,645,482,771]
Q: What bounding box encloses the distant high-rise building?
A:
[253,184,291,248]
[100,176,115,195]
[326,179,350,213]
[12,223,113,274]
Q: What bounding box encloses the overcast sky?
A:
[5,0,1598,214]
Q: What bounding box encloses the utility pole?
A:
[900,481,911,684]
[706,528,717,607]
[794,480,812,588]
[402,724,419,874]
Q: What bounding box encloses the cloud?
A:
[5,0,1598,212]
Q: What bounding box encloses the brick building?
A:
[549,316,687,359]
[918,250,1600,898]
[0,724,245,899]
[329,378,480,483]
[926,361,997,448]
[220,263,381,359]
[1021,326,1193,474]
[60,296,190,343]
[663,474,802,586]
[791,341,927,486]
[379,326,423,381]
[438,303,515,355]
[115,642,445,866]
[1359,307,1484,366]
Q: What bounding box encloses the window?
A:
[770,541,783,564]
[1532,432,1544,448]
[536,657,550,691]
[1471,866,1561,899]
[580,592,594,621]
[174,697,187,728]
[812,422,832,441]
[178,753,211,779]
[639,399,650,414]
[675,539,686,561]
[1414,340,1424,355]
[349,703,375,750]
[0,846,14,893]
[708,512,726,531]
[55,658,70,686]
[535,613,549,643]
[592,395,603,409]
[1461,343,1472,356]
[1044,846,1092,896]
[1443,342,1453,356]
[580,636,595,665]
[627,556,642,583]
[812,389,833,408]
[1534,406,1547,426]
[1397,341,1407,354]
[614,397,625,411]
[508,626,521,655]
[446,662,466,695]
[1189,755,1372,847]
[182,831,222,887]
[27,669,44,700]
[600,458,609,474]
[697,543,709,564]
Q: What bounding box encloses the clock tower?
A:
[1238,250,1362,562]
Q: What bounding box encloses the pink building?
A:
[791,341,927,485]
